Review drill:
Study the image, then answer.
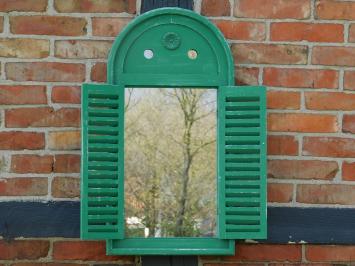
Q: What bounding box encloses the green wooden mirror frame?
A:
[81,7,267,255]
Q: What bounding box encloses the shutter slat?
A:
[81,83,124,240]
[218,86,266,240]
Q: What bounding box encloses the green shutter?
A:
[218,86,267,240]
[81,83,124,240]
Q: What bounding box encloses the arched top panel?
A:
[107,8,235,87]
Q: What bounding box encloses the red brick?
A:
[344,71,355,91]
[54,0,136,13]
[52,176,80,198]
[0,240,49,259]
[13,263,89,266]
[271,22,343,42]
[54,154,80,173]
[10,16,87,36]
[92,17,131,37]
[267,91,300,109]
[268,183,293,203]
[91,62,107,82]
[305,92,355,111]
[0,38,49,58]
[342,161,355,181]
[11,155,53,174]
[297,184,355,205]
[349,24,355,42]
[316,0,355,20]
[235,67,259,86]
[267,135,298,156]
[263,68,338,89]
[303,137,355,158]
[234,0,310,19]
[5,107,80,128]
[201,0,230,16]
[0,86,47,105]
[55,40,112,59]
[232,44,308,65]
[312,47,355,67]
[0,177,47,196]
[6,62,85,82]
[223,244,302,262]
[268,113,338,133]
[48,131,81,150]
[307,245,355,262]
[343,115,355,134]
[52,86,81,104]
[53,241,133,261]
[214,20,265,41]
[0,132,44,150]
[0,0,47,11]
[268,160,338,180]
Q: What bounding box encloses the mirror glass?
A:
[124,88,217,238]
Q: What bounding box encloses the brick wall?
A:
[0,0,354,264]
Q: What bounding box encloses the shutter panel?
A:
[218,86,267,239]
[81,84,124,240]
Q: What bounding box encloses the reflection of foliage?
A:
[125,88,216,237]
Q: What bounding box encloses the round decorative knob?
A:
[162,32,181,50]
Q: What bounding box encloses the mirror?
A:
[124,88,217,238]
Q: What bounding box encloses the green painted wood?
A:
[81,83,124,240]
[218,86,267,240]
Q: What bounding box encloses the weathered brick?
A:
[223,244,302,262]
[312,47,355,67]
[91,62,107,82]
[53,241,133,261]
[0,38,49,58]
[297,184,355,205]
[270,23,343,42]
[342,161,355,181]
[11,155,53,174]
[268,183,293,203]
[268,160,338,180]
[0,0,47,11]
[350,24,355,42]
[54,0,136,13]
[5,107,80,128]
[267,135,298,156]
[92,17,131,37]
[232,44,308,65]
[0,86,47,105]
[268,113,338,133]
[234,0,310,19]
[201,0,230,16]
[303,137,355,158]
[55,40,112,59]
[316,0,355,20]
[6,62,85,82]
[0,177,47,196]
[13,263,89,266]
[307,245,355,262]
[0,16,3,32]
[0,132,44,150]
[52,86,81,104]
[267,91,300,109]
[263,68,338,89]
[52,176,80,198]
[48,131,81,150]
[305,92,355,111]
[235,67,259,86]
[10,16,87,36]
[54,154,80,173]
[0,240,49,259]
[214,20,265,41]
[344,71,355,91]
[343,115,355,134]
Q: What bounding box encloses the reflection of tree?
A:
[125,88,216,237]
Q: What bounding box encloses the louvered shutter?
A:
[218,86,267,239]
[81,84,124,239]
